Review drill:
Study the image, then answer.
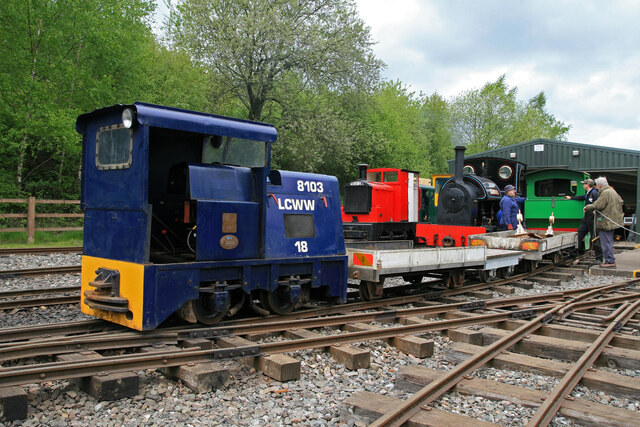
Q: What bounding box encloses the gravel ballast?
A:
[0,252,637,426]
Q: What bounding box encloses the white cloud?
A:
[355,0,640,150]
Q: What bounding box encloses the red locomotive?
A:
[341,164,420,241]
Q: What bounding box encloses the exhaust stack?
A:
[453,146,466,184]
[357,164,369,180]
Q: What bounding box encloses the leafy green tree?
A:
[449,75,569,153]
[364,81,430,173]
[267,76,376,186]
[167,0,384,121]
[506,92,571,145]
[0,0,210,198]
[420,92,453,174]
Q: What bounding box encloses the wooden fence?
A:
[0,197,83,243]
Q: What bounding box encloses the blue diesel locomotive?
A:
[77,103,347,330]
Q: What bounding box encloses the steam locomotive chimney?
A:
[454,146,466,184]
[357,164,369,180]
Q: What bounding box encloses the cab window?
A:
[96,125,133,170]
[534,178,576,197]
[202,135,266,168]
[367,171,382,182]
[383,171,398,182]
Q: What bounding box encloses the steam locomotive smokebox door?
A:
[188,165,259,260]
[438,183,476,226]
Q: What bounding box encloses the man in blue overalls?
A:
[499,184,526,231]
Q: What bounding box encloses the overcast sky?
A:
[354,0,640,150]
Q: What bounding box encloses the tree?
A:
[167,0,384,121]
[420,93,453,174]
[363,81,431,173]
[449,75,569,153]
[0,0,210,198]
[506,92,571,144]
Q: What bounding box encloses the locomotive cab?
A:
[77,103,347,330]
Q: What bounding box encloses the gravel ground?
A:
[0,253,637,426]
[0,253,81,271]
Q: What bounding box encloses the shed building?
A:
[448,138,639,241]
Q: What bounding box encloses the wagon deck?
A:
[468,230,578,260]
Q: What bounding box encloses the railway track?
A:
[2,252,638,425]
[0,280,637,375]
[368,281,640,426]
[0,246,82,255]
[0,286,80,310]
[0,279,639,427]
[0,265,81,277]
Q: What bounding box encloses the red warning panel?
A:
[353,253,373,267]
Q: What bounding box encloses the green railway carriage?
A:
[524,169,590,231]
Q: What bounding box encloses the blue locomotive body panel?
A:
[265,170,346,258]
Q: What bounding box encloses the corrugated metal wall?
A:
[458,139,640,171]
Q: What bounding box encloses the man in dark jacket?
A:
[499,184,526,231]
[585,177,624,268]
[565,179,601,261]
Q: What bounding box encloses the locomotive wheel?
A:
[479,269,497,283]
[260,287,294,315]
[498,266,515,280]
[180,294,228,325]
[359,280,384,301]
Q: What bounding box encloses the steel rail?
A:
[0,305,559,386]
[0,265,81,277]
[368,284,631,427]
[528,298,640,426]
[0,285,79,298]
[0,332,180,361]
[0,294,79,310]
[0,286,80,310]
[563,303,630,325]
[0,319,110,344]
[0,296,561,361]
[0,247,82,255]
[0,282,636,386]
[560,292,640,318]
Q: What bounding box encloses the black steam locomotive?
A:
[438,146,525,230]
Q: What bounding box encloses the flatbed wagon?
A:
[345,241,522,299]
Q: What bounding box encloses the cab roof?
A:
[76,102,278,143]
